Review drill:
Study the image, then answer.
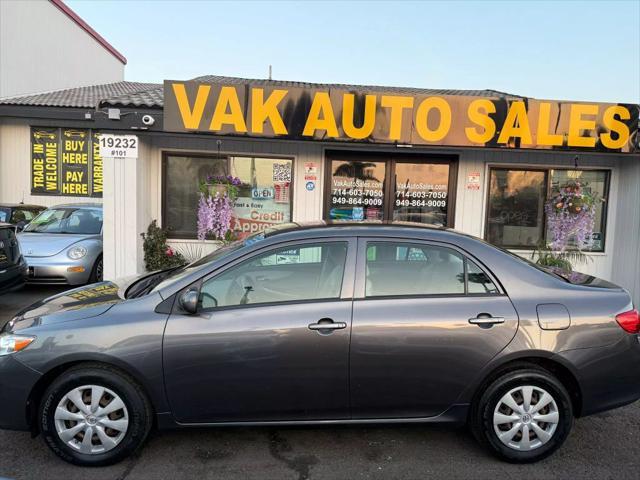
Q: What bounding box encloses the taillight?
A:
[615,309,640,334]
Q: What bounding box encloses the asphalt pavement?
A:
[0,286,638,480]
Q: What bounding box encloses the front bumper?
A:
[0,355,42,431]
[24,254,93,285]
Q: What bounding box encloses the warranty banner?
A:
[30,127,103,197]
[164,80,639,153]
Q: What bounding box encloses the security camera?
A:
[141,114,155,126]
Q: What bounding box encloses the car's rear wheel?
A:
[471,366,573,463]
[39,364,152,466]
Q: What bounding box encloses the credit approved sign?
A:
[164,80,639,153]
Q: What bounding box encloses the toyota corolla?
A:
[0,223,638,466]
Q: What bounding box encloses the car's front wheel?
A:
[39,364,152,466]
[471,366,573,463]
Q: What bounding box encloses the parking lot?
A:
[0,286,638,480]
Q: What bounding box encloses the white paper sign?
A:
[98,134,139,158]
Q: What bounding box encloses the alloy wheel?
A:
[54,385,129,454]
[493,385,559,451]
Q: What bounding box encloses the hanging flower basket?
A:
[206,183,229,197]
[197,175,243,241]
[545,181,600,252]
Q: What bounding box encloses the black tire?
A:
[89,255,103,283]
[470,366,573,463]
[39,363,152,466]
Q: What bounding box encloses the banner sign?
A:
[30,127,103,197]
[164,80,639,153]
[31,128,60,195]
[60,129,90,196]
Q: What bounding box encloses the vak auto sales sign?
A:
[164,80,639,153]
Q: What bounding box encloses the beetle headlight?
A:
[67,245,87,260]
[0,334,35,356]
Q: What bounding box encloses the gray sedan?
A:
[18,204,103,285]
[0,222,638,466]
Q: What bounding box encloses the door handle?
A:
[469,315,505,326]
[308,319,347,331]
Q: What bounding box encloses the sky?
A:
[66,0,640,103]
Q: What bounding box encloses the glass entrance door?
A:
[393,162,451,227]
[328,158,386,222]
[325,152,456,227]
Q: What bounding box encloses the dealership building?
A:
[0,76,638,304]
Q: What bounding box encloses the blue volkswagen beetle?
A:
[17,204,103,285]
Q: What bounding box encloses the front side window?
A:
[163,154,293,239]
[199,242,348,309]
[486,168,610,251]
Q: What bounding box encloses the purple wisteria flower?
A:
[197,192,233,240]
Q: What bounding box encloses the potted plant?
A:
[200,174,242,199]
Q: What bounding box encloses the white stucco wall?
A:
[0,120,102,207]
[0,0,124,98]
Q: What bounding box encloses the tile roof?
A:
[0,75,522,110]
[0,82,161,108]
[192,75,523,100]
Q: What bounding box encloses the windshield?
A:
[24,208,103,234]
[0,207,10,223]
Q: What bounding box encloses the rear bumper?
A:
[24,255,92,285]
[0,355,41,431]
[0,258,27,294]
[557,334,640,417]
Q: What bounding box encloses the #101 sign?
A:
[98,134,139,159]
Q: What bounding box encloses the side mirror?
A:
[178,289,199,314]
[16,221,26,232]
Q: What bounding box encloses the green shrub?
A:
[141,220,185,271]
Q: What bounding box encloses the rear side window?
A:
[365,241,499,297]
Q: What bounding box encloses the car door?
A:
[350,238,518,419]
[163,238,356,424]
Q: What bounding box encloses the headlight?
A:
[67,245,87,260]
[0,334,35,356]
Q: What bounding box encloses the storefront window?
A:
[163,154,292,238]
[326,153,455,226]
[486,168,609,251]
[548,170,609,252]
[487,169,547,248]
